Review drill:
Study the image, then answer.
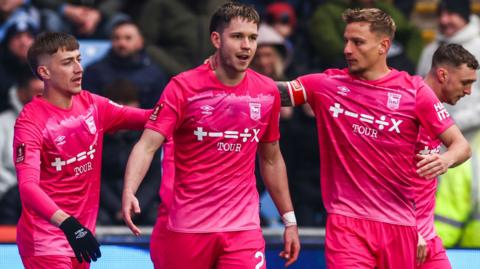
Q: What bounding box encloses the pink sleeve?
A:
[14,118,59,220]
[260,87,281,143]
[415,82,455,138]
[92,93,151,133]
[145,79,184,137]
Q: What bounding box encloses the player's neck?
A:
[356,65,391,81]
[424,73,443,102]
[42,86,74,110]
[214,62,246,86]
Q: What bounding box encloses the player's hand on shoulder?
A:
[415,153,449,179]
[280,225,300,267]
[59,216,101,263]
[122,191,142,236]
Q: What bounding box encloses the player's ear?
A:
[437,68,447,83]
[211,31,221,49]
[37,66,50,81]
[378,38,390,55]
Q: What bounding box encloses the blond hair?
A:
[342,8,396,40]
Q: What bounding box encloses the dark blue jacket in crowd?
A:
[83,49,167,109]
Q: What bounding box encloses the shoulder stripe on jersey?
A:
[287,80,307,106]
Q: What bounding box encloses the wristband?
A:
[281,211,297,227]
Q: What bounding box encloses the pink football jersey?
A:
[146,63,281,232]
[413,124,452,240]
[288,68,453,226]
[14,90,149,256]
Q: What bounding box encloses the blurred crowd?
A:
[0,0,479,246]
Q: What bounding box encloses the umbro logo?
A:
[75,228,88,239]
[337,86,350,96]
[201,105,214,115]
[54,135,66,146]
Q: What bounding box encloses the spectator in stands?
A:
[137,0,226,77]
[251,23,290,81]
[0,16,37,112]
[83,20,167,109]
[33,0,128,38]
[309,0,422,73]
[0,72,43,224]
[98,79,161,225]
[417,0,480,139]
[1,0,40,41]
[263,2,296,76]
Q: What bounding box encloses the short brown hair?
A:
[209,2,260,34]
[27,32,79,79]
[432,43,479,70]
[342,8,396,40]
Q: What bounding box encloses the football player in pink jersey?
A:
[13,32,151,269]
[122,2,300,269]
[414,44,478,269]
[276,8,471,269]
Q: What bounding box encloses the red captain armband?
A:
[287,80,307,106]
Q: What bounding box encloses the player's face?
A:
[343,22,387,75]
[216,17,258,73]
[41,48,83,95]
[111,24,144,58]
[442,64,476,105]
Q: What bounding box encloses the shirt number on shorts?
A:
[255,251,264,269]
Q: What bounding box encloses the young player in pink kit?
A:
[276,8,471,269]
[13,32,151,269]
[122,2,300,269]
[414,44,478,269]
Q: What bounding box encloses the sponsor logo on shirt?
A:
[418,145,441,155]
[387,92,402,110]
[150,103,163,121]
[50,144,96,174]
[15,143,25,163]
[85,116,97,134]
[329,102,403,134]
[193,127,261,152]
[337,86,350,96]
[434,102,450,121]
[249,103,261,120]
[201,105,214,115]
[54,135,66,146]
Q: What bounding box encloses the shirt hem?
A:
[329,210,416,227]
[167,225,260,233]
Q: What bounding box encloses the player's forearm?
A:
[260,153,294,215]
[276,81,308,107]
[18,179,60,222]
[276,81,293,107]
[123,137,160,195]
[116,108,152,131]
[442,135,471,168]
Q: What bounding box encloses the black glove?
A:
[59,216,101,263]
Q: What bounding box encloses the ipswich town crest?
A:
[249,102,261,120]
[85,115,97,134]
[387,92,402,110]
